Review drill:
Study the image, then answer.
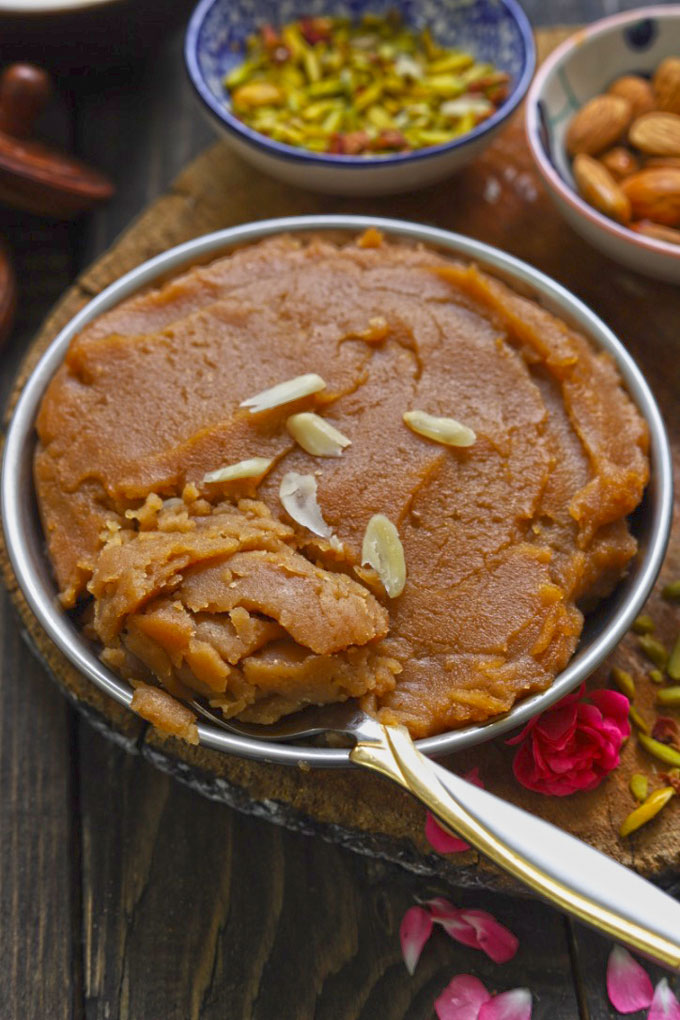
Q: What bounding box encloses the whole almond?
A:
[608,75,656,118]
[573,154,631,223]
[629,111,680,156]
[600,146,640,180]
[654,57,680,115]
[645,155,680,169]
[621,167,680,226]
[566,94,632,156]
[631,220,680,245]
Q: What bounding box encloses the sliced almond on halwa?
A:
[279,471,333,538]
[240,373,326,413]
[202,457,274,484]
[286,412,351,457]
[403,409,476,447]
[361,513,406,598]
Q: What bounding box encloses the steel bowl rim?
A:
[1,214,673,768]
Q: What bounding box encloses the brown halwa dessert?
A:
[35,230,649,742]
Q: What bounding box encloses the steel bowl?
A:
[1,215,673,767]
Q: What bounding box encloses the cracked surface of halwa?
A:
[35,231,649,741]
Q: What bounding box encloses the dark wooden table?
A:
[2,4,679,1017]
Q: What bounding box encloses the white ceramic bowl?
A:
[184,0,535,196]
[526,6,680,284]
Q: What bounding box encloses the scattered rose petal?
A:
[649,978,680,1020]
[425,813,471,853]
[425,771,485,854]
[458,909,519,964]
[434,974,491,1020]
[606,946,654,1013]
[423,899,518,963]
[399,906,433,976]
[478,988,532,1019]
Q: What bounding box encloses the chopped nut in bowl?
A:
[526,6,680,283]
[185,0,535,196]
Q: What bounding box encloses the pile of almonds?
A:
[566,57,680,244]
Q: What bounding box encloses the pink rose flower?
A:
[507,684,630,796]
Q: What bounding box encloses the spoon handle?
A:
[351,723,680,970]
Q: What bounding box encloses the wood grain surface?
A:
[1,13,680,1019]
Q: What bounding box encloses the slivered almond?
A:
[202,457,274,484]
[240,373,326,413]
[403,409,476,447]
[279,471,333,538]
[286,412,351,457]
[629,112,680,156]
[361,514,406,598]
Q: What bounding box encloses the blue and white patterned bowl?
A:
[526,6,680,284]
[185,0,535,195]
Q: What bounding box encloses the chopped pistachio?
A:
[638,732,680,768]
[629,773,649,802]
[611,667,635,700]
[667,634,680,681]
[631,613,655,635]
[656,686,680,707]
[619,787,675,837]
[662,580,680,601]
[629,705,650,734]
[638,634,668,670]
[223,14,509,155]
[649,669,665,685]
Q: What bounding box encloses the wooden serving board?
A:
[3,29,680,894]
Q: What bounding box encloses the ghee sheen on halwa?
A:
[34,231,649,742]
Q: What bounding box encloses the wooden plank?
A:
[0,587,81,1020]
[0,83,83,1020]
[568,919,680,1020]
[71,29,214,268]
[78,719,580,1020]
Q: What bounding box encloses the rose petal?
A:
[464,767,485,789]
[420,898,479,949]
[589,689,631,736]
[425,770,484,854]
[424,896,459,920]
[426,812,471,853]
[648,979,680,1020]
[606,946,654,1013]
[478,988,532,1020]
[399,905,433,975]
[458,909,519,963]
[434,975,492,1020]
